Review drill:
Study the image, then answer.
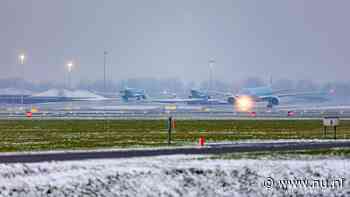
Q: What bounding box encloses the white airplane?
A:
[226,86,334,109]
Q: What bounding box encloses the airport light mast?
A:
[18,53,26,106]
[208,59,215,93]
[103,51,108,93]
[66,61,74,90]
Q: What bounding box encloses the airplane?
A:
[185,89,229,105]
[189,89,211,99]
[226,86,333,108]
[120,88,147,102]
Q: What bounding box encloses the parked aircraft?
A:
[120,88,147,101]
[120,88,228,105]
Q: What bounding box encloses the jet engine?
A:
[227,96,236,104]
[267,96,280,108]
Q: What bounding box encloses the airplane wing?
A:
[270,89,294,95]
[253,90,333,103]
[275,90,333,98]
[207,90,233,97]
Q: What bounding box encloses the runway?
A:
[2,100,350,119]
[1,140,350,163]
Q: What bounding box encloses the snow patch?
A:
[33,89,105,100]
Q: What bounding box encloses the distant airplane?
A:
[120,88,147,102]
[189,89,210,99]
[226,86,333,109]
[185,89,229,105]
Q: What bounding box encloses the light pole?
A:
[208,59,215,93]
[103,51,110,133]
[103,51,108,93]
[18,54,26,107]
[66,61,74,90]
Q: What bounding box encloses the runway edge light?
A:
[26,111,33,118]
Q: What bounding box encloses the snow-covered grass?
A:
[0,155,349,196]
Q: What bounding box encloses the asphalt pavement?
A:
[0,140,349,163]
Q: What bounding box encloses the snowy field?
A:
[0,155,349,197]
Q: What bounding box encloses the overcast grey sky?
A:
[1,0,349,84]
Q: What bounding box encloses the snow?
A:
[32,89,62,97]
[33,89,105,100]
[0,155,349,196]
[0,88,32,95]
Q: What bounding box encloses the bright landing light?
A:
[18,54,25,64]
[235,95,254,112]
[67,62,74,72]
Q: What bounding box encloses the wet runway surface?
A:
[1,140,349,163]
